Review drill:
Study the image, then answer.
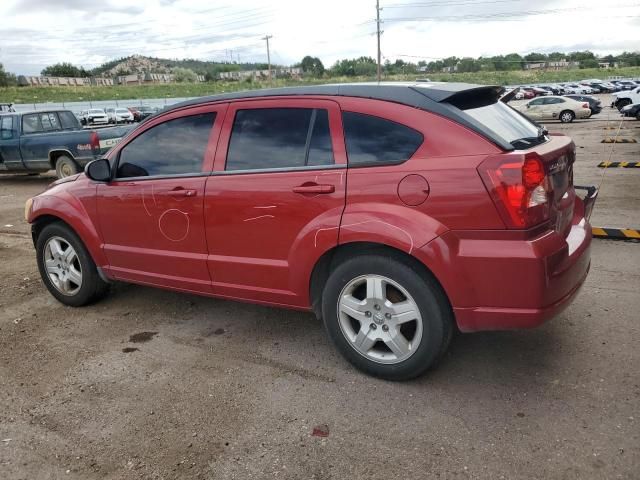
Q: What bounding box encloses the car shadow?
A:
[103,283,567,391]
[0,173,56,184]
[419,321,567,391]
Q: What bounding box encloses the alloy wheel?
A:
[337,274,423,364]
[43,236,83,295]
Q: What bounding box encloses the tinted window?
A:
[545,98,564,104]
[226,108,333,171]
[464,101,540,149]
[58,111,79,129]
[22,114,43,134]
[529,98,545,106]
[117,113,215,178]
[342,112,423,166]
[0,116,14,140]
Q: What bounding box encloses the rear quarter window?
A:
[58,111,79,130]
[342,112,423,166]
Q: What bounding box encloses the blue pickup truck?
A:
[0,109,132,178]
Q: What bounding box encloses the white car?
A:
[81,109,108,126]
[105,107,134,124]
[515,96,591,123]
[561,83,591,94]
[612,86,640,110]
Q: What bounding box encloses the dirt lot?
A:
[1,98,639,479]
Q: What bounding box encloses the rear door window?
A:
[116,113,215,178]
[226,108,334,171]
[342,112,423,166]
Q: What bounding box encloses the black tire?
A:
[616,99,632,111]
[54,155,79,178]
[36,222,109,307]
[559,110,575,123]
[322,254,453,381]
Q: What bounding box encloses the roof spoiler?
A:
[410,84,504,109]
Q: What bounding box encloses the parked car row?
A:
[506,78,640,100]
[78,105,159,126]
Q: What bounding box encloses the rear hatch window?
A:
[464,101,545,150]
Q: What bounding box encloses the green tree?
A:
[457,57,480,73]
[547,52,566,61]
[579,58,599,69]
[331,57,376,76]
[41,62,90,77]
[615,51,640,67]
[566,51,596,62]
[0,63,17,87]
[173,67,198,83]
[524,52,547,62]
[299,56,325,77]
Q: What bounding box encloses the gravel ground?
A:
[0,99,638,479]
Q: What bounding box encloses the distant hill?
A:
[90,55,270,77]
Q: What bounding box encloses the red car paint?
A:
[28,92,592,332]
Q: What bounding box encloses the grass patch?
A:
[2,67,639,104]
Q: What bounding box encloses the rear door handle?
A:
[292,184,335,194]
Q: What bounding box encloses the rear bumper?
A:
[453,261,589,331]
[418,194,595,332]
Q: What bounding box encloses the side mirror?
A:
[526,104,530,108]
[85,158,111,182]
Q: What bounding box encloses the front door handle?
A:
[161,188,197,197]
[292,183,335,194]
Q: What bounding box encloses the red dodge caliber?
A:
[26,83,597,380]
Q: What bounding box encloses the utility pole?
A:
[262,35,273,85]
[376,0,382,82]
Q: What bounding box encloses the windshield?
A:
[89,109,104,114]
[464,101,542,149]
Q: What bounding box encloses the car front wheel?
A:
[322,254,453,380]
[36,223,109,307]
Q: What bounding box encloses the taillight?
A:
[90,131,100,151]
[478,153,550,229]
[582,102,589,109]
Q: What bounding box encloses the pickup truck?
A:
[0,109,132,178]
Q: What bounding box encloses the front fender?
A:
[28,192,107,268]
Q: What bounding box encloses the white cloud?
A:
[0,0,638,74]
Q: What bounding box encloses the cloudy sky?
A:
[1,0,639,75]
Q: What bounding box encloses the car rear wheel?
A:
[36,223,109,307]
[55,155,79,178]
[322,254,453,380]
[560,110,575,123]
